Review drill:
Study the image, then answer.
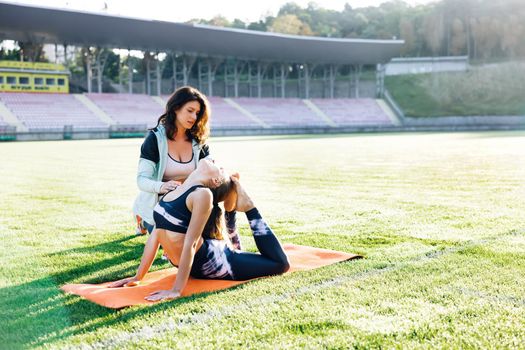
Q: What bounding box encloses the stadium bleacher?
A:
[207,97,261,129]
[310,98,393,126]
[0,93,394,132]
[234,98,329,128]
[86,93,164,128]
[0,92,107,130]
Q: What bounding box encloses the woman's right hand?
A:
[107,276,140,288]
[160,180,181,194]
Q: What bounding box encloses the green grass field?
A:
[1,132,525,349]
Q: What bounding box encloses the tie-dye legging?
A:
[190,208,290,280]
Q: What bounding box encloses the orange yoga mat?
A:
[61,244,361,309]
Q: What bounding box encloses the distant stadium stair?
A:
[74,94,115,126]
[0,96,28,132]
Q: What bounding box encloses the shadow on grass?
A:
[2,230,465,348]
[0,235,241,348]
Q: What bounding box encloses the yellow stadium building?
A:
[0,60,69,93]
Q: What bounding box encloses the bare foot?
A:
[232,178,255,212]
[223,186,237,212]
[223,173,240,212]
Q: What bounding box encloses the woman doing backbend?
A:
[111,158,289,302]
[133,86,242,250]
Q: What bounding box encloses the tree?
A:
[399,18,416,56]
[231,19,246,29]
[247,20,268,32]
[0,41,21,61]
[208,15,230,27]
[18,42,46,62]
[269,14,313,36]
[423,12,445,55]
[450,18,467,55]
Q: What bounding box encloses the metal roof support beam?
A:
[304,64,309,99]
[171,53,187,91]
[197,58,216,96]
[183,55,196,86]
[224,60,234,97]
[322,66,327,98]
[117,51,122,93]
[198,59,203,93]
[183,57,188,86]
[347,64,362,98]
[171,52,178,91]
[329,65,336,99]
[63,44,69,67]
[272,64,288,98]
[208,58,223,97]
[256,62,269,98]
[86,51,92,93]
[207,60,213,96]
[146,58,151,95]
[247,61,266,97]
[127,50,133,94]
[280,64,287,98]
[143,52,164,95]
[224,59,244,98]
[84,47,93,93]
[156,52,162,96]
[348,65,352,98]
[353,64,362,98]
[247,62,253,97]
[297,63,315,98]
[237,61,249,97]
[144,52,154,95]
[233,62,239,97]
[376,63,385,98]
[171,53,195,92]
[95,48,108,93]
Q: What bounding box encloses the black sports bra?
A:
[153,185,204,233]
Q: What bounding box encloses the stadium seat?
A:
[310,98,393,126]
[0,92,107,130]
[86,93,164,128]
[233,98,329,127]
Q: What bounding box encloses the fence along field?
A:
[0,132,524,348]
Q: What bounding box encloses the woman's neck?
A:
[174,126,188,141]
[182,170,208,188]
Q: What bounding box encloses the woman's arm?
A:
[136,132,164,193]
[136,158,164,193]
[108,229,160,287]
[145,189,212,301]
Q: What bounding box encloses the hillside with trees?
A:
[195,0,525,62]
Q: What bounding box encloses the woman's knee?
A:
[278,256,290,274]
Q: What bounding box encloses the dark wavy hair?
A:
[202,178,234,240]
[153,86,210,144]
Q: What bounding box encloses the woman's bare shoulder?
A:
[188,187,213,208]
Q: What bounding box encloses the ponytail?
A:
[202,202,224,240]
[201,177,234,240]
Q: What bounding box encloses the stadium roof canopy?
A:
[0,2,403,65]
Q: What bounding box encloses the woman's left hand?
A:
[145,289,181,302]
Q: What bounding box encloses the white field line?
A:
[70,231,521,350]
[452,287,525,307]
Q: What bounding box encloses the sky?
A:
[2,0,437,23]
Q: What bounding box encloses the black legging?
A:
[190,208,290,280]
